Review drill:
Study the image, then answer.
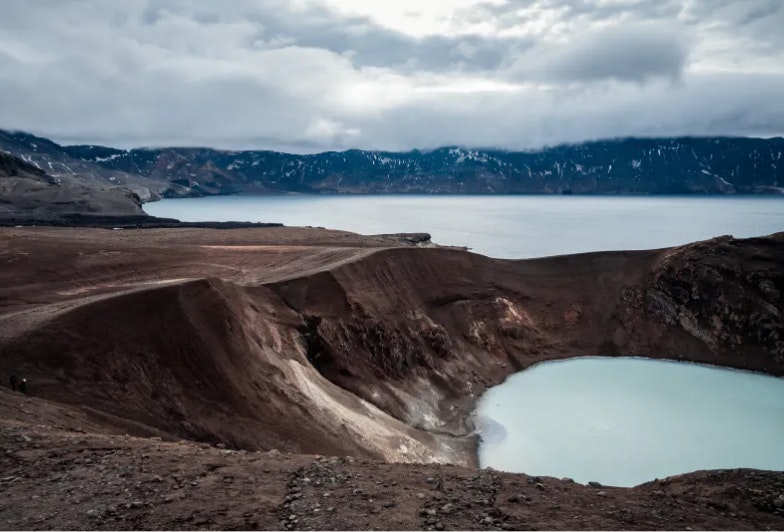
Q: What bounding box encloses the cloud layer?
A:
[0,0,782,151]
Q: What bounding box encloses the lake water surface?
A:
[476,358,784,487]
[144,195,784,259]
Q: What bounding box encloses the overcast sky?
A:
[1,0,783,152]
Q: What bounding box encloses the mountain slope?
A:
[0,131,165,202]
[0,151,144,219]
[2,129,783,197]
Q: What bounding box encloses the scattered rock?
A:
[588,481,602,488]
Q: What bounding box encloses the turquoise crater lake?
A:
[475,358,784,487]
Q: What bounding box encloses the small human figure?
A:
[9,374,17,391]
[18,378,27,394]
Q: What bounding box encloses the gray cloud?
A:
[0,0,781,152]
[506,23,688,82]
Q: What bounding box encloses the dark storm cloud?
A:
[506,24,687,82]
[0,0,781,151]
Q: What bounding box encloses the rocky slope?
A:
[1,400,783,531]
[0,152,145,220]
[2,129,783,198]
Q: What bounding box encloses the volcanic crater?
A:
[1,226,783,530]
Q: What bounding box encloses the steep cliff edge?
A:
[267,235,784,435]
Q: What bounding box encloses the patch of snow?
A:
[20,155,42,169]
[94,153,122,163]
[450,147,467,164]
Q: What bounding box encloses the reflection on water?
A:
[476,357,784,487]
[475,416,508,444]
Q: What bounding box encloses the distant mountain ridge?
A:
[1,129,783,199]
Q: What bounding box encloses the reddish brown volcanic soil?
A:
[0,226,783,530]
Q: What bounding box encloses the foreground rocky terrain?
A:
[2,129,783,198]
[0,226,783,529]
[2,390,783,531]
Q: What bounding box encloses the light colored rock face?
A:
[285,360,469,466]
